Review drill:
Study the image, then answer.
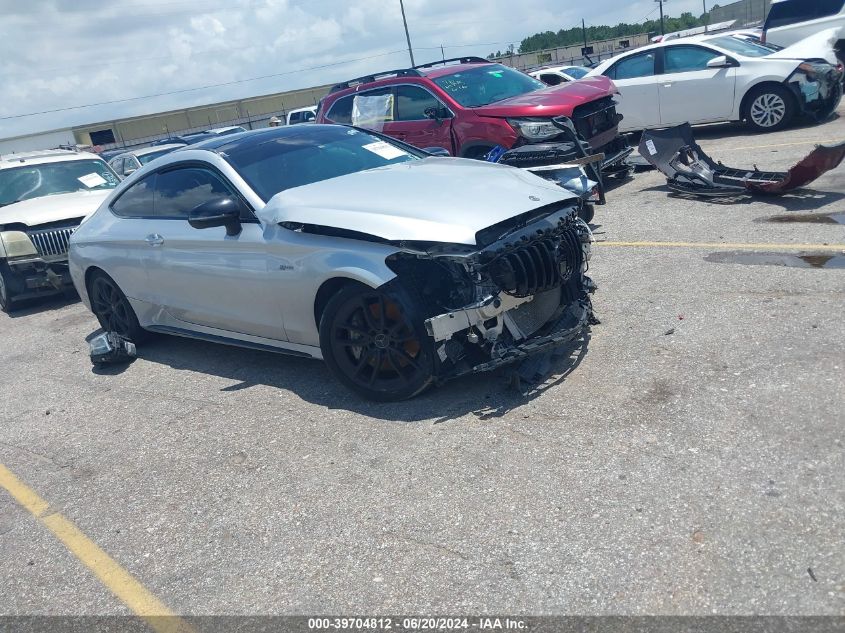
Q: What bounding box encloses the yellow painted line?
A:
[0,463,196,633]
[595,241,845,251]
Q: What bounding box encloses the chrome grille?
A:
[27,225,77,259]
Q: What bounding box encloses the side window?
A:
[539,73,564,86]
[153,168,235,219]
[111,175,155,218]
[664,46,720,73]
[607,52,656,80]
[395,85,445,121]
[302,110,316,122]
[326,96,354,124]
[110,157,124,174]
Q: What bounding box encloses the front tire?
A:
[744,85,795,132]
[88,271,147,342]
[319,282,435,401]
[0,262,18,313]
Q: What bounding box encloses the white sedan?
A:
[528,65,590,86]
[588,33,843,132]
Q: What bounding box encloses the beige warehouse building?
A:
[0,83,332,154]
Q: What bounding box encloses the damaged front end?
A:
[639,123,845,197]
[385,203,596,382]
[0,220,80,305]
[787,61,844,123]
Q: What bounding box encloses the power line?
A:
[0,49,407,121]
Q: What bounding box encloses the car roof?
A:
[0,149,103,170]
[328,59,497,97]
[129,143,186,156]
[176,124,366,155]
[288,106,317,113]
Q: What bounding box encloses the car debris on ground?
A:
[638,123,845,197]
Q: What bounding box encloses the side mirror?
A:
[188,197,243,236]
[424,106,441,122]
[707,55,735,69]
[423,147,451,157]
[123,168,136,176]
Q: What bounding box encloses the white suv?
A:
[763,0,845,52]
[0,149,120,312]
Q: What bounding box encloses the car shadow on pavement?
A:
[6,292,79,318]
[640,184,845,211]
[112,328,593,423]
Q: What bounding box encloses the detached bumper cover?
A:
[639,123,845,197]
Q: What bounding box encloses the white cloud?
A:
[0,0,705,138]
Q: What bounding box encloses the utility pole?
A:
[399,0,415,66]
[582,19,588,51]
[441,44,445,61]
[703,0,708,32]
[655,0,666,36]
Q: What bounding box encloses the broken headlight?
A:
[89,332,136,366]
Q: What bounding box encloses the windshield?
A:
[707,36,774,58]
[0,159,119,207]
[224,126,420,202]
[563,67,589,79]
[766,0,844,29]
[433,64,546,107]
[138,148,179,165]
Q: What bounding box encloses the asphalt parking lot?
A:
[1,111,843,619]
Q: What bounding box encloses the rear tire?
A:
[87,271,147,342]
[319,282,436,401]
[744,84,796,132]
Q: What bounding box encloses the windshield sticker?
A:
[78,172,108,188]
[362,141,407,160]
[645,140,658,156]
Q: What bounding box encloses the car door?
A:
[658,45,737,125]
[142,165,286,340]
[103,175,159,305]
[604,51,661,131]
[382,85,454,153]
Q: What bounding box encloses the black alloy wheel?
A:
[319,283,435,401]
[88,272,146,341]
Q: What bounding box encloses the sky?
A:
[0,0,707,139]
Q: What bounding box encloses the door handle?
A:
[662,82,673,87]
[145,234,164,246]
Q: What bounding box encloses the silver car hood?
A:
[257,157,579,246]
[0,190,112,228]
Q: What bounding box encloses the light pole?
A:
[399,0,415,67]
[703,0,708,32]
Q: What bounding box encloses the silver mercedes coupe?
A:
[69,125,596,400]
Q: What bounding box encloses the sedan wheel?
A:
[89,272,146,341]
[745,86,795,132]
[319,283,435,401]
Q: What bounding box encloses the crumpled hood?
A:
[257,157,578,246]
[471,76,617,118]
[0,190,112,228]
[766,28,840,65]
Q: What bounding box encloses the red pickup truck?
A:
[316,56,631,174]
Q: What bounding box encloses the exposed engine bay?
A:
[383,203,595,381]
[639,123,845,197]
